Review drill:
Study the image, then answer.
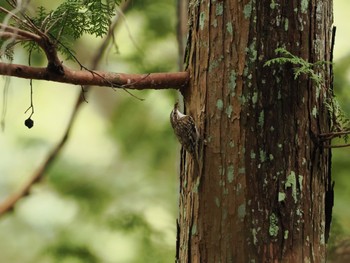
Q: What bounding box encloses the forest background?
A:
[0,0,349,262]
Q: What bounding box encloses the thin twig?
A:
[0,32,27,39]
[0,6,33,31]
[1,77,10,131]
[0,22,41,41]
[0,4,64,74]
[115,5,143,55]
[319,130,350,140]
[0,100,78,215]
[0,0,155,216]
[323,143,350,149]
[47,18,140,97]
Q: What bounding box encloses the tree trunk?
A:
[176,0,334,262]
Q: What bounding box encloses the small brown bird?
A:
[170,102,199,160]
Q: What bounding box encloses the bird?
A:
[170,102,199,161]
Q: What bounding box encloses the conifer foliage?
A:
[1,0,123,60]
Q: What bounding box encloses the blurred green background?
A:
[0,1,349,262]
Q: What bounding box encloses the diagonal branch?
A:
[0,125,73,215]
[0,62,189,90]
[0,0,185,216]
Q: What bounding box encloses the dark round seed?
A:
[24,118,34,129]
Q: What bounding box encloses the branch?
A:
[0,6,190,87]
[0,62,189,90]
[323,143,350,149]
[319,130,350,148]
[0,0,185,216]
[0,133,70,215]
[0,23,41,41]
[319,130,350,140]
[0,21,64,74]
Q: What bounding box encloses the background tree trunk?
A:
[176,0,334,262]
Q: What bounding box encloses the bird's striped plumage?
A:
[170,103,199,159]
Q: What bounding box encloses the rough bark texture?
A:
[176,0,333,262]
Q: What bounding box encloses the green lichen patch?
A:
[269,213,279,237]
[252,228,259,245]
[199,12,206,30]
[312,106,318,118]
[229,70,237,97]
[229,140,235,148]
[284,18,289,31]
[250,150,256,159]
[270,0,278,9]
[216,99,224,111]
[285,171,297,203]
[226,22,233,36]
[208,56,224,72]
[192,176,201,193]
[191,224,197,236]
[227,165,234,183]
[252,91,258,104]
[225,105,233,118]
[238,204,246,219]
[278,192,286,202]
[259,149,266,162]
[301,0,309,14]
[215,197,221,207]
[248,41,257,62]
[216,3,223,16]
[238,167,246,174]
[298,175,303,192]
[243,1,252,19]
[258,110,264,127]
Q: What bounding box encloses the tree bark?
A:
[176,0,334,262]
